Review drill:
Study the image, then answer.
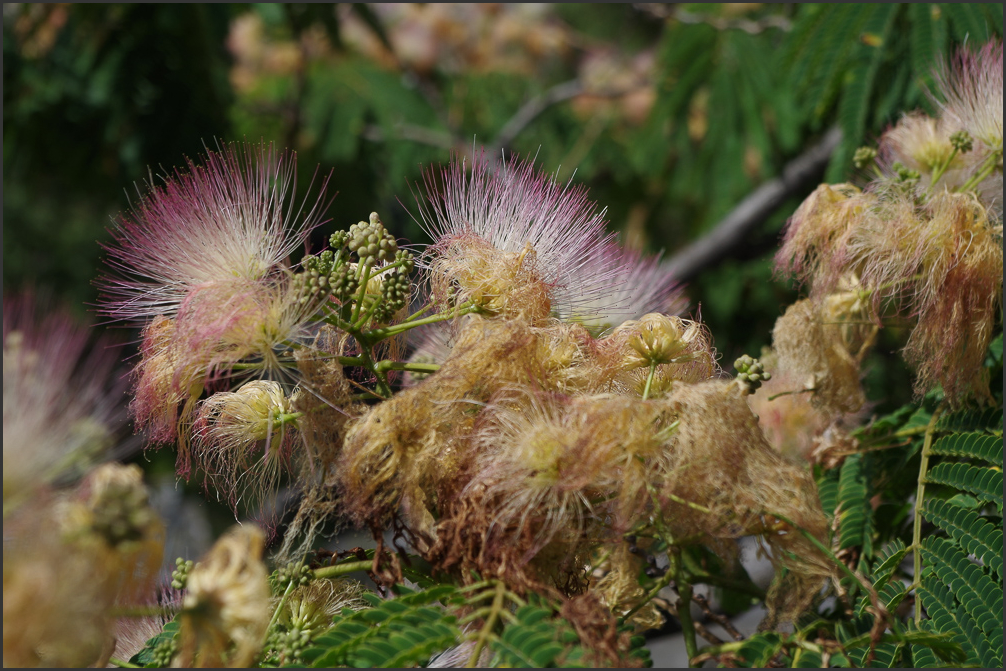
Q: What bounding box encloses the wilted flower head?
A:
[3,294,124,512]
[416,150,620,323]
[99,142,330,322]
[176,524,271,667]
[772,298,871,415]
[774,183,873,292]
[3,501,116,668]
[934,40,1003,154]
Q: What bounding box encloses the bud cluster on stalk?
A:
[295,211,415,327]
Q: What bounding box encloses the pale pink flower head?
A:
[934,40,1003,154]
[3,293,126,510]
[414,150,622,323]
[99,141,331,322]
[556,242,686,334]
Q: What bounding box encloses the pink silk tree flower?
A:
[935,40,1003,155]
[98,142,331,323]
[98,143,331,460]
[414,150,624,324]
[3,293,126,511]
[556,242,686,335]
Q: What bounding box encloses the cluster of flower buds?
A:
[348,212,398,267]
[172,557,194,590]
[298,248,359,307]
[78,463,160,549]
[891,161,922,184]
[371,251,415,324]
[853,146,878,170]
[274,561,312,590]
[949,129,974,153]
[150,637,178,667]
[266,627,313,665]
[734,354,771,395]
[296,213,415,325]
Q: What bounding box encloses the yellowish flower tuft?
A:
[176,524,271,668]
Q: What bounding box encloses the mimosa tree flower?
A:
[99,142,331,323]
[415,150,622,324]
[3,293,125,512]
[935,40,1003,155]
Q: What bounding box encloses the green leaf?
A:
[923,498,1003,579]
[921,537,1003,637]
[838,453,872,552]
[731,631,786,668]
[936,407,1003,434]
[926,462,1004,508]
[917,577,997,667]
[931,431,1004,464]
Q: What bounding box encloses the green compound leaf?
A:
[729,631,786,668]
[935,407,1003,435]
[489,603,590,668]
[930,431,1004,465]
[917,576,998,668]
[925,462,1004,509]
[923,498,1003,579]
[920,537,1003,638]
[129,618,179,667]
[838,453,872,552]
[301,586,463,668]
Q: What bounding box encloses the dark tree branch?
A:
[662,126,842,283]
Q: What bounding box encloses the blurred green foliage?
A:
[3,3,1000,408]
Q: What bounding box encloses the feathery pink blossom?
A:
[556,243,686,334]
[414,150,624,320]
[3,293,126,507]
[99,142,331,322]
[934,40,1003,153]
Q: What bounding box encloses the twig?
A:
[633,4,793,33]
[693,620,725,646]
[692,593,744,642]
[491,79,634,154]
[661,127,842,283]
[674,9,793,34]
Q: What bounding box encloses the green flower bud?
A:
[853,146,878,170]
[950,130,974,153]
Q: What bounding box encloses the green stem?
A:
[266,579,296,637]
[467,581,506,668]
[622,569,674,622]
[927,147,960,193]
[366,303,480,342]
[680,552,766,600]
[375,360,441,375]
[641,361,657,401]
[958,149,1003,193]
[767,388,814,402]
[913,402,945,626]
[108,657,140,668]
[403,303,436,322]
[312,560,375,580]
[677,571,699,667]
[351,263,373,324]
